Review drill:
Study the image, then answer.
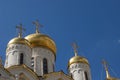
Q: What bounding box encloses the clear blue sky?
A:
[0,0,120,80]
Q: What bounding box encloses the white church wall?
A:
[69,63,91,80]
[7,65,39,80]
[5,44,32,68]
[32,47,55,76]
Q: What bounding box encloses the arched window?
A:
[84,71,88,80]
[31,57,34,67]
[20,53,24,64]
[43,58,48,74]
[53,64,54,71]
[19,73,29,80]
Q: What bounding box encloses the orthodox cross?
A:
[16,24,25,38]
[72,42,79,56]
[102,60,110,78]
[32,20,43,33]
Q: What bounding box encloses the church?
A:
[0,20,119,80]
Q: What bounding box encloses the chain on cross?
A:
[72,42,79,56]
[16,24,25,38]
[102,60,108,71]
[32,20,43,33]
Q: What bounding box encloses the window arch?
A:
[84,71,88,80]
[19,73,29,80]
[43,58,48,74]
[20,53,24,64]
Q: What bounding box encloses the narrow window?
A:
[53,64,55,71]
[70,73,73,78]
[31,57,34,67]
[43,58,48,74]
[20,53,24,64]
[84,71,88,80]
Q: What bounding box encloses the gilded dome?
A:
[25,33,56,55]
[7,37,30,47]
[68,56,89,67]
[107,77,118,80]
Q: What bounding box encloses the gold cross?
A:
[16,24,25,38]
[72,42,79,56]
[102,60,110,78]
[102,60,108,71]
[32,20,43,33]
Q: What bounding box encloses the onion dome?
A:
[25,20,56,55]
[106,77,118,80]
[25,33,56,55]
[7,24,30,47]
[68,56,89,67]
[106,72,119,80]
[7,37,30,47]
[68,43,89,67]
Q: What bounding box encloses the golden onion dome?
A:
[7,24,30,48]
[68,56,89,67]
[106,70,119,80]
[106,77,118,80]
[7,37,30,47]
[25,33,56,55]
